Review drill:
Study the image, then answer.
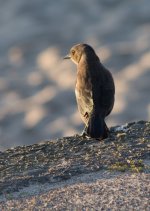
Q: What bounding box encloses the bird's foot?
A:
[80,127,91,139]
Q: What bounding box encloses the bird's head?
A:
[64,43,99,64]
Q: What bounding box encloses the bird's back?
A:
[75,59,115,125]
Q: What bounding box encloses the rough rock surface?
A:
[0,121,149,210]
[0,0,150,151]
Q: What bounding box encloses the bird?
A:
[64,43,115,139]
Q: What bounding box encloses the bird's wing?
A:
[90,63,115,117]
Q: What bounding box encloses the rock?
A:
[0,121,149,196]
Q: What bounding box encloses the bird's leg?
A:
[81,126,87,136]
[81,126,91,138]
[81,112,91,137]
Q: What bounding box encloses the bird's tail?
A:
[87,112,109,139]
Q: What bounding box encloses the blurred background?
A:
[0,0,150,151]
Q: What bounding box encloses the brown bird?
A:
[64,43,115,139]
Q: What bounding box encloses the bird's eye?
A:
[71,50,75,55]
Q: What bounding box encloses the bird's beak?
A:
[63,54,71,59]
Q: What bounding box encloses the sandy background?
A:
[0,0,150,150]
